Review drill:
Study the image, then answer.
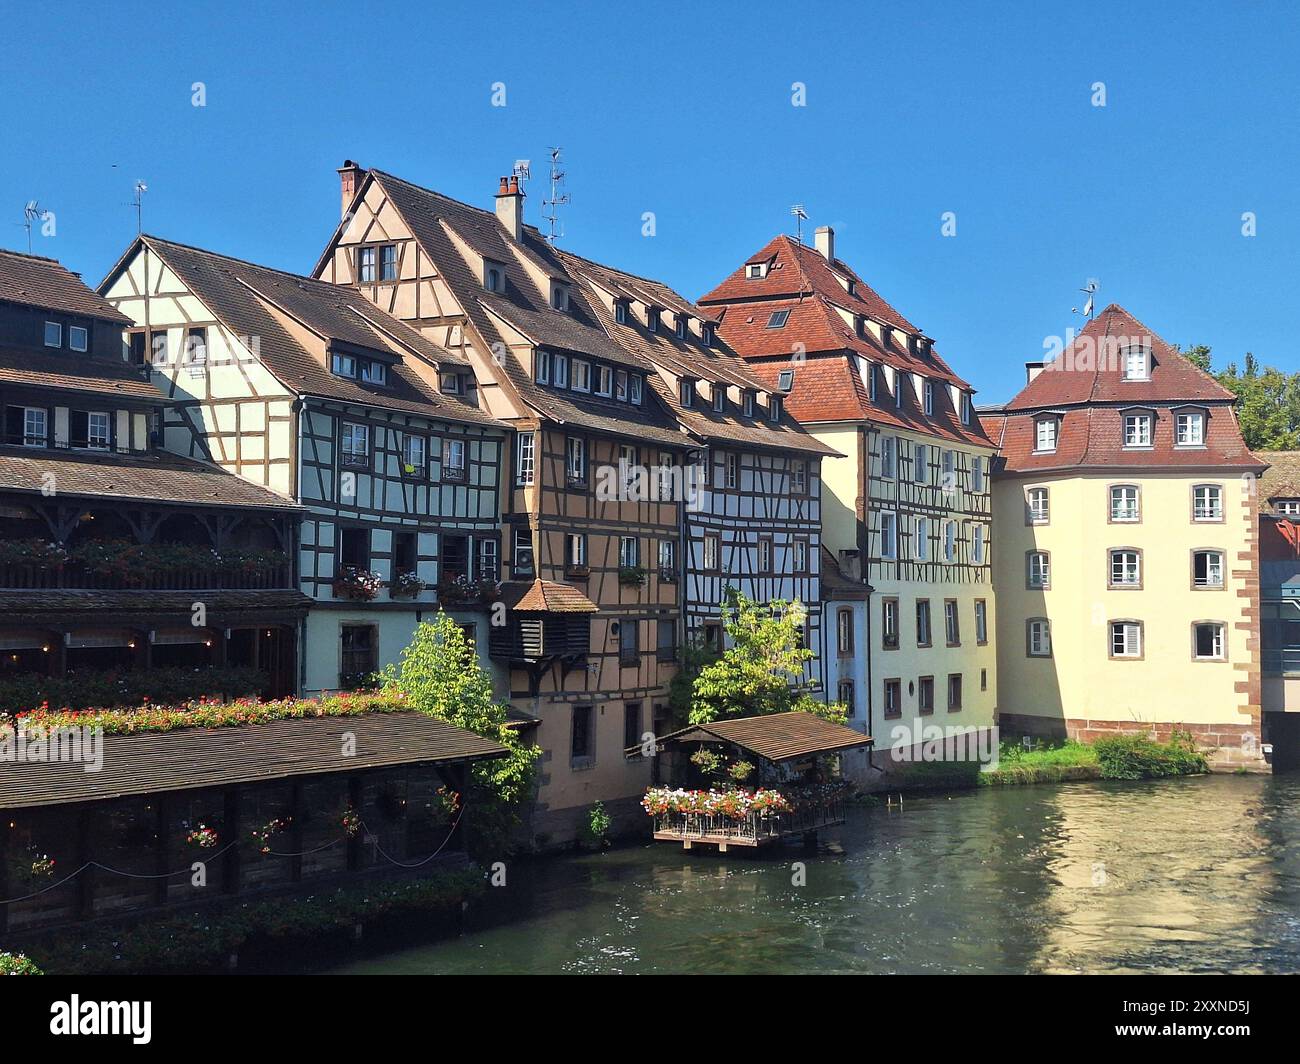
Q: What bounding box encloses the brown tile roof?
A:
[820,544,869,598]
[1006,304,1238,410]
[0,347,167,403]
[0,589,313,628]
[654,711,874,762]
[0,712,507,809]
[983,304,1261,474]
[0,445,299,510]
[559,251,835,457]
[1254,450,1298,511]
[499,578,599,613]
[102,236,501,427]
[329,171,694,448]
[0,248,132,324]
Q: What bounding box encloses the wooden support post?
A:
[75,807,93,920]
[154,797,169,905]
[223,787,241,894]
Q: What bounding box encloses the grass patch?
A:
[1093,731,1208,780]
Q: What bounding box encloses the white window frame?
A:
[881,436,897,479]
[1176,411,1205,447]
[915,516,929,561]
[1193,550,1224,589]
[943,520,956,562]
[1028,551,1050,588]
[571,358,591,393]
[1123,413,1152,448]
[1035,417,1058,453]
[516,431,535,486]
[535,350,551,385]
[43,321,62,348]
[1193,484,1223,521]
[1110,549,1141,587]
[69,326,89,352]
[1027,486,1049,524]
[1110,485,1140,522]
[880,511,898,560]
[86,410,110,450]
[1123,346,1149,381]
[402,433,427,472]
[566,436,586,483]
[1193,622,1226,661]
[1028,619,1051,657]
[629,374,643,405]
[22,407,47,447]
[553,353,569,388]
[595,365,612,397]
[1110,621,1143,659]
[443,437,466,473]
[340,422,369,466]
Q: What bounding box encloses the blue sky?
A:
[2,0,1297,403]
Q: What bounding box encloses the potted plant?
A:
[618,565,647,587]
[332,566,383,601]
[391,570,425,598]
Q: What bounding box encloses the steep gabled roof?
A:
[327,169,689,447]
[559,250,836,457]
[103,236,500,427]
[983,304,1261,474]
[0,347,167,403]
[1007,304,1238,410]
[0,248,132,324]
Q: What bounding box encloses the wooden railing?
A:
[652,801,846,844]
[0,564,292,591]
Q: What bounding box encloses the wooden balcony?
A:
[0,563,292,592]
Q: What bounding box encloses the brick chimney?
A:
[814,225,835,261]
[337,159,365,220]
[1025,361,1046,385]
[495,175,524,242]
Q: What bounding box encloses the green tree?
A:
[382,613,539,855]
[688,588,846,725]
[1178,344,1300,450]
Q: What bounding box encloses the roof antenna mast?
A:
[127,180,148,235]
[21,200,45,253]
[790,203,808,244]
[542,147,569,245]
[1071,278,1099,320]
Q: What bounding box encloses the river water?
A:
[326,774,1300,975]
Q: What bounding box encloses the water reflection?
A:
[324,774,1300,975]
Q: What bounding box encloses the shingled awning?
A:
[0,711,508,809]
[498,578,598,613]
[646,711,873,763]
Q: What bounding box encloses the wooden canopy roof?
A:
[0,711,507,809]
[649,711,873,763]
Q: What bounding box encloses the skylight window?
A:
[766,309,790,329]
[746,262,768,279]
[778,369,795,392]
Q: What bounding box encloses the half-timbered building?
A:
[560,250,835,675]
[312,165,690,843]
[99,237,507,696]
[699,227,998,779]
[0,249,307,700]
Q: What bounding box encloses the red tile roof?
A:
[500,579,599,613]
[698,234,988,446]
[982,304,1262,474]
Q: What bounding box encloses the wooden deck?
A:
[651,803,846,851]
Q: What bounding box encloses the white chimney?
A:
[1025,361,1046,385]
[495,175,524,242]
[814,225,835,261]
[337,160,365,220]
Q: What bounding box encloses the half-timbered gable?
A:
[0,250,308,701]
[562,250,835,684]
[312,165,692,844]
[700,228,997,772]
[100,236,507,696]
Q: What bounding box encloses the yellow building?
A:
[699,227,998,781]
[980,304,1266,769]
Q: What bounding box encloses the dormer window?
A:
[867,364,877,402]
[766,309,790,329]
[360,360,387,386]
[919,338,932,358]
[553,353,569,388]
[69,326,88,353]
[332,352,357,378]
[769,395,783,423]
[44,321,62,348]
[746,262,768,279]
[1176,410,1205,447]
[713,383,726,412]
[743,391,755,417]
[439,370,461,394]
[535,349,551,384]
[484,263,505,293]
[701,323,713,347]
[961,393,972,425]
[629,374,643,405]
[880,325,893,349]
[675,314,687,339]
[647,308,659,333]
[924,381,934,416]
[615,369,628,401]
[778,369,795,392]
[1123,345,1150,380]
[1123,411,1153,448]
[615,301,628,325]
[594,364,612,397]
[894,377,903,408]
[1034,415,1059,453]
[571,358,591,392]
[681,379,695,408]
[551,283,570,311]
[380,245,398,282]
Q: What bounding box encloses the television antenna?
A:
[541,147,569,245]
[126,180,148,234]
[512,159,531,188]
[790,203,808,244]
[1071,278,1099,319]
[21,200,46,253]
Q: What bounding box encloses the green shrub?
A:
[581,801,612,848]
[0,665,269,714]
[0,951,43,975]
[1094,731,1208,780]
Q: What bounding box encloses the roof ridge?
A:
[0,247,62,264]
